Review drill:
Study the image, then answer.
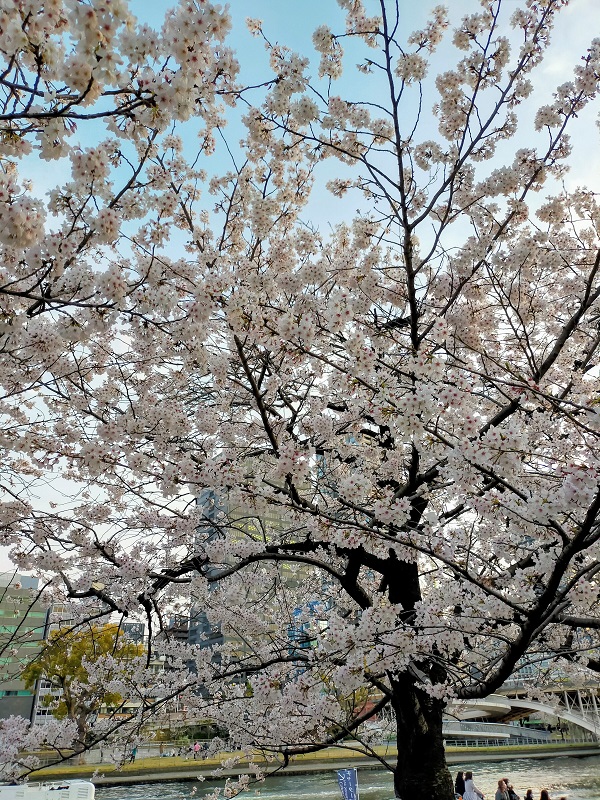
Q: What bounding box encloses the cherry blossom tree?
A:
[3,1,600,798]
[22,623,144,746]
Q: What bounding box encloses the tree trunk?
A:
[72,711,89,762]
[390,673,454,800]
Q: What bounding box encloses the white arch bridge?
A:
[446,685,600,739]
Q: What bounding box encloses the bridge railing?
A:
[447,736,595,748]
[442,721,549,741]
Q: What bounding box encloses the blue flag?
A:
[337,768,359,800]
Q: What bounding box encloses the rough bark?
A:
[391,674,454,800]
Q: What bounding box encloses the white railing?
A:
[442,721,550,741]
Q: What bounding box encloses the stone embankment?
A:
[30,742,600,788]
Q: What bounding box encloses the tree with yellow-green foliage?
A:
[22,624,143,746]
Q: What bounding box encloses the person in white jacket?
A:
[462,771,485,800]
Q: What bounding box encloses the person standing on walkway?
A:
[193,741,201,759]
[455,771,466,799]
[463,771,485,800]
[495,780,510,800]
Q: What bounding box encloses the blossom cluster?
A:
[1,0,600,785]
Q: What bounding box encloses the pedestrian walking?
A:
[193,741,201,759]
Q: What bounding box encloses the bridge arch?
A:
[450,693,600,737]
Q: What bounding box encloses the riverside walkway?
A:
[32,742,600,787]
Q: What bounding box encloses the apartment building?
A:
[0,573,49,720]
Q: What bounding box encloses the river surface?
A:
[94,754,600,799]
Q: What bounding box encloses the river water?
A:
[94,755,600,799]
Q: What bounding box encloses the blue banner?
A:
[337,768,359,800]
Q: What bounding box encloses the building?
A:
[122,621,145,645]
[0,573,49,721]
[33,617,151,726]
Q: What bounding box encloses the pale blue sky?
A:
[25,0,600,231]
[124,0,600,223]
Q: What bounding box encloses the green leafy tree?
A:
[22,624,143,746]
